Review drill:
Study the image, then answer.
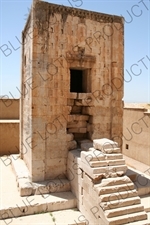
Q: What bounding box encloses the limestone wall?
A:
[0,99,19,156]
[0,99,19,119]
[21,2,124,182]
[123,107,150,166]
[0,121,19,156]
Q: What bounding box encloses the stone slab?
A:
[0,209,86,225]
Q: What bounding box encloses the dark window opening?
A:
[70,69,91,93]
[126,144,129,150]
[70,69,83,93]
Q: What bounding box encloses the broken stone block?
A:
[67,140,77,150]
[93,138,118,153]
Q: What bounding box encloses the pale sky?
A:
[0,0,150,102]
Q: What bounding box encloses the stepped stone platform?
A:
[0,157,77,222]
[1,138,150,224]
[67,138,150,225]
[10,155,71,197]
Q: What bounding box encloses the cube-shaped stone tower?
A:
[20,0,124,182]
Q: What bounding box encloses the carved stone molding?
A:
[35,1,123,24]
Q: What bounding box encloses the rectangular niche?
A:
[70,68,91,93]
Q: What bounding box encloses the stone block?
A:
[93,138,118,152]
[77,139,92,146]
[68,149,81,163]
[66,133,74,141]
[67,93,77,99]
[47,192,77,212]
[67,121,87,128]
[67,99,74,106]
[67,140,77,150]
[34,179,71,195]
[67,115,89,122]
[68,128,87,133]
[71,106,82,114]
[81,142,93,151]
[81,150,106,163]
[18,178,33,197]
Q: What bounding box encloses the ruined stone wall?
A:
[21,2,124,182]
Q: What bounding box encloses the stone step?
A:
[0,192,77,220]
[19,178,71,197]
[0,208,86,225]
[95,183,135,195]
[105,204,144,218]
[89,159,125,167]
[95,176,132,187]
[106,211,147,225]
[123,217,150,225]
[99,189,138,202]
[81,150,123,163]
[100,196,141,210]
[82,161,127,176]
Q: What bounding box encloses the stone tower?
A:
[20,1,124,182]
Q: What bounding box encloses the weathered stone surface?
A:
[81,142,93,151]
[20,0,124,183]
[105,204,144,218]
[99,189,138,202]
[67,140,77,150]
[94,183,135,195]
[67,121,87,128]
[66,133,74,142]
[18,178,33,197]
[34,179,71,195]
[67,147,149,225]
[93,138,118,153]
[81,149,106,162]
[95,176,131,187]
[100,196,141,210]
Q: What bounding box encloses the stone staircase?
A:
[94,177,148,225]
[67,138,150,225]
